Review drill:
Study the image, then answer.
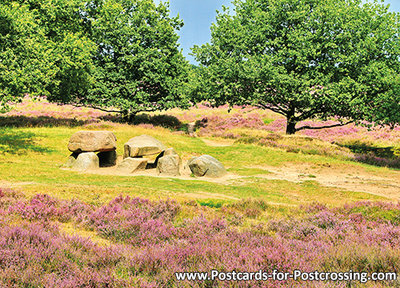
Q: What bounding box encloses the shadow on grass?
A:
[340,143,400,169]
[128,114,186,131]
[0,114,189,131]
[127,114,209,132]
[0,115,88,128]
[0,129,52,154]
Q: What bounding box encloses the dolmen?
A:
[63,131,227,178]
[118,135,181,176]
[64,131,117,170]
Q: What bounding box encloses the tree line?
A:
[1,0,399,134]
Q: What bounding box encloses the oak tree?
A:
[193,0,400,134]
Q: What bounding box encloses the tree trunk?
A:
[286,120,297,134]
[122,110,136,123]
[286,104,297,134]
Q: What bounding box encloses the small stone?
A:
[68,131,117,153]
[98,151,117,167]
[187,122,196,136]
[117,157,148,173]
[123,135,166,158]
[157,155,180,176]
[188,155,226,178]
[71,152,99,171]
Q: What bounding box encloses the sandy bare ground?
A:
[202,137,400,200]
[64,164,242,201]
[0,181,36,188]
[250,163,400,200]
[82,165,241,185]
[71,159,400,201]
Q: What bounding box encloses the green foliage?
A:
[197,199,224,208]
[80,0,190,117]
[0,0,189,116]
[0,0,95,110]
[393,146,400,157]
[0,2,45,110]
[193,0,400,134]
[184,65,210,104]
[131,113,182,129]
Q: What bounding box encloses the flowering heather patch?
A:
[0,223,127,288]
[0,96,119,127]
[1,188,399,287]
[88,196,179,245]
[193,111,400,153]
[9,193,95,223]
[353,154,400,169]
[298,121,400,145]
[166,101,400,140]
[5,96,108,121]
[10,194,63,221]
[163,103,400,167]
[0,187,25,210]
[165,103,280,129]
[194,113,267,138]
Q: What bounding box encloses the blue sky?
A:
[162,0,400,64]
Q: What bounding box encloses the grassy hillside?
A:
[0,124,389,207]
[0,98,399,287]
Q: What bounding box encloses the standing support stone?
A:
[63,152,79,168]
[71,152,99,171]
[152,148,178,168]
[157,154,181,176]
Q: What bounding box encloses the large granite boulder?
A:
[71,152,99,170]
[188,155,227,178]
[117,158,148,173]
[157,154,180,176]
[124,135,166,158]
[68,131,117,153]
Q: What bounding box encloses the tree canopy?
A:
[0,0,189,117]
[193,0,400,134]
[78,0,189,118]
[0,0,95,111]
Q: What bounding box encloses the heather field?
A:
[1,98,400,287]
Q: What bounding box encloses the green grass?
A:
[197,199,224,208]
[0,125,391,211]
[345,205,400,224]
